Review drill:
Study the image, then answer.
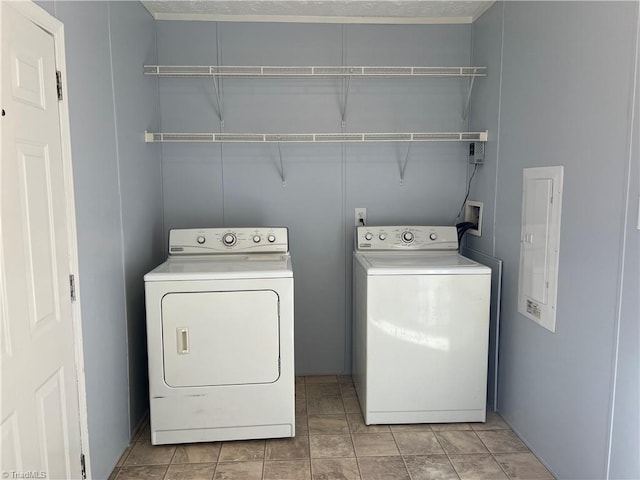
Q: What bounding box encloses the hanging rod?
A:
[143,65,487,78]
[145,131,488,143]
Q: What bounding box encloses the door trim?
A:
[8,1,91,475]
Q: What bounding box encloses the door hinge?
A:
[56,71,63,101]
[70,274,76,302]
[80,453,86,479]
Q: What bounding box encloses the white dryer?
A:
[352,226,491,425]
[144,227,294,445]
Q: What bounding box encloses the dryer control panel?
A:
[169,227,289,255]
[355,226,458,251]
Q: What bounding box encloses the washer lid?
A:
[355,252,491,275]
[144,254,293,281]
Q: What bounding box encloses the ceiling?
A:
[141,1,495,24]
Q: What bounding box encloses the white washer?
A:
[353,226,491,425]
[144,227,294,445]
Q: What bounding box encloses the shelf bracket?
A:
[399,142,413,185]
[341,74,352,128]
[277,140,286,187]
[211,72,224,128]
[462,67,478,121]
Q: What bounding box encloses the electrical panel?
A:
[518,166,564,332]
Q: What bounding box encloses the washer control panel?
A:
[355,226,458,251]
[169,227,289,255]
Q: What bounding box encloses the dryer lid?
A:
[144,254,293,281]
[355,252,490,275]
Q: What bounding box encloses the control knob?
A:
[364,232,373,241]
[253,235,261,243]
[267,234,276,243]
[429,233,438,241]
[401,231,414,243]
[379,233,386,240]
[197,236,206,244]
[222,233,237,246]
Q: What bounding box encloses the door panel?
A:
[162,290,280,387]
[35,369,71,476]
[18,142,59,331]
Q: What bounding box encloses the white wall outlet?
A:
[355,208,367,226]
[464,200,483,236]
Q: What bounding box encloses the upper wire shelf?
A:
[144,131,488,143]
[143,65,487,78]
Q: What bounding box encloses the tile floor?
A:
[110,375,555,480]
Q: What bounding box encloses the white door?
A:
[1,3,83,478]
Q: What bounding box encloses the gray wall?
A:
[609,10,640,477]
[469,2,640,479]
[156,21,474,374]
[35,2,162,478]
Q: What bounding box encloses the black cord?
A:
[456,221,477,250]
[454,163,479,223]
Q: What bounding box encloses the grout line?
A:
[432,429,462,480]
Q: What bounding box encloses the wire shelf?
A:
[143,65,487,78]
[144,131,488,143]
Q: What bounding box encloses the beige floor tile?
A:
[306,383,342,397]
[307,396,345,415]
[306,375,339,384]
[341,394,362,414]
[296,412,310,435]
[311,458,361,480]
[471,411,510,431]
[388,423,432,433]
[449,454,508,480]
[213,461,263,480]
[352,433,399,457]
[403,455,460,480]
[172,443,221,464]
[431,423,473,431]
[136,424,152,443]
[296,382,306,399]
[297,397,308,415]
[434,431,488,455]
[476,430,529,454]
[347,413,391,434]
[165,463,216,480]
[115,465,168,480]
[309,434,355,458]
[339,383,357,397]
[494,452,554,479]
[308,414,350,435]
[124,441,176,466]
[266,435,310,460]
[357,456,410,480]
[264,459,311,480]
[393,431,444,455]
[218,440,265,462]
[296,376,306,386]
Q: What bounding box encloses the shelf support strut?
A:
[400,142,413,185]
[277,140,286,187]
[212,74,224,128]
[462,67,478,121]
[341,75,352,128]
